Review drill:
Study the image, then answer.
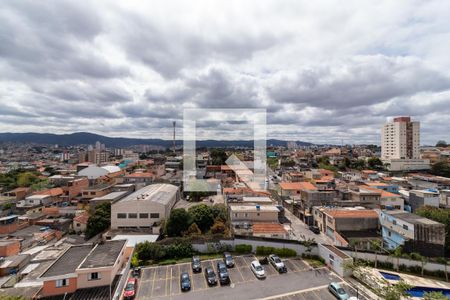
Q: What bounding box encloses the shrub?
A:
[256,246,296,257]
[164,242,193,259]
[235,244,252,254]
[159,259,177,266]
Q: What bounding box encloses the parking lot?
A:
[134,255,359,300]
[269,283,368,300]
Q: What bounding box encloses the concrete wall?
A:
[191,237,318,256]
[341,249,450,273]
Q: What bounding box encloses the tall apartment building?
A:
[381,117,429,171]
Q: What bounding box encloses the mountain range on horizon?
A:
[0,132,313,148]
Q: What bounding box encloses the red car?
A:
[123,277,137,299]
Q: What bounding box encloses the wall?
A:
[0,240,20,257]
[76,269,112,289]
[42,277,77,297]
[318,244,353,277]
[191,237,318,256]
[341,249,450,273]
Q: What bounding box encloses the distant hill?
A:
[0,132,312,148]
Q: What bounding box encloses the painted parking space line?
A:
[156,265,168,280]
[291,259,309,271]
[284,259,300,272]
[228,266,244,284]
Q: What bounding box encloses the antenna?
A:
[172,121,176,153]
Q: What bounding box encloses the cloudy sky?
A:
[1,0,450,144]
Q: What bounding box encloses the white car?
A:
[250,260,266,279]
[268,254,287,273]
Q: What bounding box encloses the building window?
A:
[117,213,126,219]
[56,279,69,287]
[257,213,260,216]
[139,213,149,219]
[128,213,137,219]
[393,220,397,225]
[403,224,408,230]
[88,272,101,281]
[150,213,159,218]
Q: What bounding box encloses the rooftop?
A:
[116,183,178,205]
[40,244,93,277]
[89,191,128,202]
[253,223,287,234]
[279,181,317,191]
[79,239,126,269]
[384,210,443,226]
[324,209,378,219]
[229,205,279,212]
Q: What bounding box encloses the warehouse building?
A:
[111,184,180,230]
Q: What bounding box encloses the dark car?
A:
[204,267,217,286]
[309,226,320,234]
[223,252,234,268]
[191,256,202,273]
[180,272,191,291]
[217,261,230,285]
[132,267,141,278]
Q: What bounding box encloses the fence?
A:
[112,248,134,300]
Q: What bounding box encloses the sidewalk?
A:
[346,277,380,300]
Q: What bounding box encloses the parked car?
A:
[204,267,217,286]
[191,256,202,273]
[309,226,320,234]
[250,260,266,279]
[217,261,230,285]
[180,272,191,291]
[268,254,287,273]
[132,267,141,278]
[259,257,269,265]
[223,252,234,268]
[328,282,349,300]
[123,277,137,299]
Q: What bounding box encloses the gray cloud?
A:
[1,1,450,144]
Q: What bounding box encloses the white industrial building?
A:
[111,184,180,230]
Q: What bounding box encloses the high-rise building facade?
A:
[381,116,429,171]
[381,116,420,160]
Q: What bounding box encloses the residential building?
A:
[38,240,127,297]
[381,116,430,171]
[123,172,155,189]
[380,210,445,257]
[252,223,289,239]
[409,189,440,212]
[73,212,89,233]
[111,184,180,230]
[229,205,279,224]
[0,240,21,257]
[81,184,114,202]
[440,190,450,208]
[312,207,380,249]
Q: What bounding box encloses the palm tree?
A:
[436,257,448,282]
[370,240,383,269]
[391,246,403,272]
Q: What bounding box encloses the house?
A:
[73,212,89,233]
[349,186,404,210]
[38,240,127,297]
[2,187,30,200]
[408,189,440,212]
[122,172,155,189]
[0,240,21,257]
[89,191,129,211]
[380,210,445,257]
[440,190,450,208]
[0,254,30,276]
[312,207,380,249]
[363,182,399,194]
[229,205,279,224]
[0,215,27,234]
[81,184,114,202]
[111,184,180,230]
[279,182,317,199]
[252,223,289,239]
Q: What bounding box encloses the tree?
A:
[371,239,383,268]
[210,148,228,165]
[416,206,450,254]
[165,208,192,237]
[16,172,39,187]
[185,223,201,236]
[378,280,412,300]
[424,291,448,300]
[135,241,165,262]
[368,157,383,170]
[85,203,111,239]
[436,257,448,282]
[436,140,448,147]
[431,160,450,177]
[391,246,403,272]
[210,218,227,234]
[351,159,367,170]
[188,204,214,233]
[211,204,227,222]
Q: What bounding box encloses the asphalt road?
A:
[283,208,333,245]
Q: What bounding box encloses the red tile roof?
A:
[279,182,317,191]
[35,187,64,197]
[73,212,90,224]
[324,209,378,219]
[252,223,287,234]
